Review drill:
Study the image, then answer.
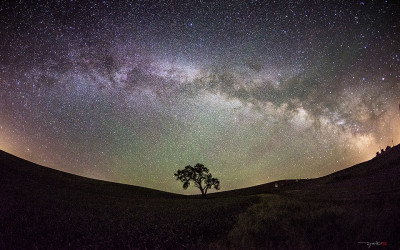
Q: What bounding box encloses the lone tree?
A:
[174,163,220,198]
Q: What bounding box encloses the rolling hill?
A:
[1,147,400,249]
[0,149,183,199]
[2,145,400,199]
[208,144,400,199]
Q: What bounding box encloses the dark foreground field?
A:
[1,147,400,249]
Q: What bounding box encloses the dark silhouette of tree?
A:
[174,163,220,198]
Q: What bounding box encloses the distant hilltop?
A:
[376,143,398,158]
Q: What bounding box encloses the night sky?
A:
[0,0,399,194]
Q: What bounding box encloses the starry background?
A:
[0,0,399,194]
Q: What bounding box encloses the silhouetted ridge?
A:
[0,150,183,199]
[208,143,400,198]
[2,145,400,200]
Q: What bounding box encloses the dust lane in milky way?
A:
[0,1,399,193]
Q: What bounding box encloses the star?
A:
[0,0,398,193]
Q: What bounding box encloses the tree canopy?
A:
[174,163,220,198]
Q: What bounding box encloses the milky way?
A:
[0,1,399,193]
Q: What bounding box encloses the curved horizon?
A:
[0,1,399,194]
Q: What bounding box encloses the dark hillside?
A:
[208,144,400,200]
[206,179,306,198]
[288,144,400,199]
[1,148,400,249]
[0,150,258,249]
[0,150,182,199]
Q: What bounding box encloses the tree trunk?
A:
[199,186,206,198]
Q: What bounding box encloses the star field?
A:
[0,0,399,194]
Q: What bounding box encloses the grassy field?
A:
[1,189,259,249]
[228,194,400,249]
[1,149,400,249]
[0,150,260,249]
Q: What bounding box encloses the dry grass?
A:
[1,150,400,249]
[226,194,400,249]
